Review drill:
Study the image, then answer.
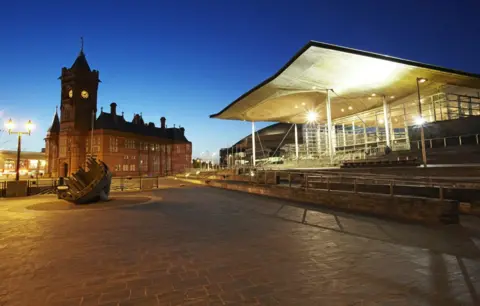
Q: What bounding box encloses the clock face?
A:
[68,89,73,98]
[81,90,89,99]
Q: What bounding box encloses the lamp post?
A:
[416,78,428,167]
[5,119,34,181]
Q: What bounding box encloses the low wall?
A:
[178,178,459,225]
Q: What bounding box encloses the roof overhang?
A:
[210,41,480,124]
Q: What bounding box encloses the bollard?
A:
[353,178,357,193]
[439,186,444,200]
[288,172,292,188]
[140,176,143,190]
[327,177,330,191]
[305,175,308,191]
[389,181,394,196]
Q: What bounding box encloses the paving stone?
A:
[99,289,131,304]
[0,180,479,306]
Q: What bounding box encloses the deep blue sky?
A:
[1,0,479,159]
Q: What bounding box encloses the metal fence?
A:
[0,176,167,197]
[226,169,480,203]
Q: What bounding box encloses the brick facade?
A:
[45,46,191,177]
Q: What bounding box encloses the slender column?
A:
[326,90,333,162]
[316,126,321,157]
[251,121,256,167]
[342,123,346,147]
[363,123,367,150]
[403,103,411,150]
[383,96,391,147]
[294,124,299,160]
[352,121,356,146]
[15,133,22,181]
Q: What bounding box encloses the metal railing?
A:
[207,168,480,202]
[0,176,172,197]
[412,134,479,150]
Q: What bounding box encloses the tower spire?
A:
[80,37,84,54]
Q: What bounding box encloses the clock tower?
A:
[57,39,100,175]
[59,38,100,132]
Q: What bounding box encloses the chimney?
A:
[160,117,166,129]
[180,127,185,135]
[110,102,117,116]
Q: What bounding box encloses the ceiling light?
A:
[312,86,317,90]
[390,96,395,99]
[414,116,426,126]
[348,106,353,110]
[378,119,384,124]
[341,108,345,112]
[371,93,376,97]
[302,102,306,106]
[295,105,298,108]
[418,78,427,83]
[394,118,398,122]
[306,111,318,123]
[368,97,372,100]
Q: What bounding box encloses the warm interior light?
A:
[390,96,395,99]
[26,120,34,132]
[418,78,427,83]
[378,119,384,124]
[295,105,298,109]
[312,86,317,90]
[368,97,372,100]
[414,116,426,126]
[371,93,376,97]
[301,102,306,106]
[306,111,318,123]
[348,106,353,110]
[5,118,14,131]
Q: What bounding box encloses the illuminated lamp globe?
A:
[5,118,14,131]
[26,120,35,132]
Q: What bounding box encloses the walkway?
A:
[0,179,479,305]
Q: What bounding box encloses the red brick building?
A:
[45,45,192,177]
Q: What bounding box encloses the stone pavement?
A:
[0,179,479,306]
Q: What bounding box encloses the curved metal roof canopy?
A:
[210,41,480,124]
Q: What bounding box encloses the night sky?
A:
[1,0,479,159]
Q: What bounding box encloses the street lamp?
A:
[416,78,428,167]
[5,118,34,181]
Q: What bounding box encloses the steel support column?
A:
[326,90,334,163]
[251,121,256,167]
[352,121,356,145]
[403,103,411,150]
[294,124,299,160]
[383,96,391,147]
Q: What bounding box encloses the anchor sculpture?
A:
[57,157,112,204]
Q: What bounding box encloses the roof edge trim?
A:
[210,40,480,119]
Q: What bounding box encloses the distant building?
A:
[45,43,192,177]
[0,150,46,178]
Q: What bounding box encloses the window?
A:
[124,155,129,160]
[130,164,136,171]
[109,137,118,152]
[123,164,129,171]
[125,139,135,149]
[131,155,136,160]
[29,160,38,169]
[114,164,121,171]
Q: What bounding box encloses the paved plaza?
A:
[0,179,479,306]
